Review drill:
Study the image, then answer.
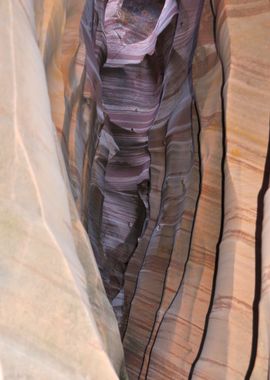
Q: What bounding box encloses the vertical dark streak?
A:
[189,0,226,377]
[134,2,204,378]
[121,17,179,341]
[143,97,203,379]
[140,2,205,377]
[245,120,270,379]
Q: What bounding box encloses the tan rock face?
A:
[0,1,125,379]
[1,0,270,379]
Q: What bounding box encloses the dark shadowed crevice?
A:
[84,0,175,307]
[245,121,270,379]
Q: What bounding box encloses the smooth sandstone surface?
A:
[1,0,270,379]
[193,2,270,379]
[0,1,125,379]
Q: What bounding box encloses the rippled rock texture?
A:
[1,0,270,379]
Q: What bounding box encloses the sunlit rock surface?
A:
[1,0,270,379]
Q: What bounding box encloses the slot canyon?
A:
[1,0,270,379]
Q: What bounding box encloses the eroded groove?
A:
[245,123,270,379]
[189,0,226,377]
[143,99,202,380]
[3,0,270,379]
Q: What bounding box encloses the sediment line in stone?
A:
[189,0,226,377]
[245,123,270,378]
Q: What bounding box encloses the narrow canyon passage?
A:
[1,0,270,379]
[79,0,270,378]
[81,0,216,378]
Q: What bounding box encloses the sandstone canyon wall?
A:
[0,1,126,379]
[0,0,270,379]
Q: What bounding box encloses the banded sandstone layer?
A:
[0,0,270,379]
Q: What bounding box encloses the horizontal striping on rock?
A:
[2,0,270,379]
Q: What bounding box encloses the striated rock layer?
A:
[192,2,270,379]
[1,0,270,379]
[80,0,270,378]
[0,1,126,379]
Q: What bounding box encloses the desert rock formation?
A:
[0,0,270,379]
[0,1,125,379]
